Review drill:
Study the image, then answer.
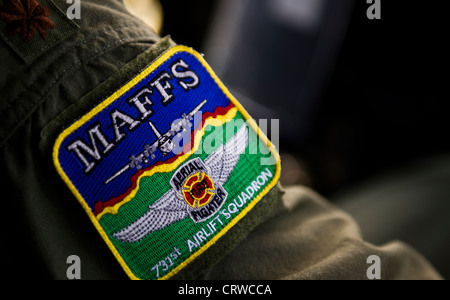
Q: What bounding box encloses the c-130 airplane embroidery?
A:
[104,99,207,184]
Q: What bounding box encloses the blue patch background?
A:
[58,51,231,212]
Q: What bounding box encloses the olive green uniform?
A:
[0,0,442,280]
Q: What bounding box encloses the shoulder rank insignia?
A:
[53,46,281,280]
[0,0,54,41]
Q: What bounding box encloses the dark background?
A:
[159,0,448,197]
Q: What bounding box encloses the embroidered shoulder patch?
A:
[53,46,281,280]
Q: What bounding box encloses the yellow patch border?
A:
[53,46,281,280]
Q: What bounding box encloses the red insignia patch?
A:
[0,0,54,41]
[182,172,216,209]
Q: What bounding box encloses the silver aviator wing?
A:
[113,125,249,243]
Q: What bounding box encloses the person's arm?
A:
[0,0,441,280]
[202,186,442,280]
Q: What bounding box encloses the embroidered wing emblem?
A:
[113,125,248,243]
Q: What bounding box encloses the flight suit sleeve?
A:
[201,186,443,280]
[0,0,442,280]
[0,0,162,280]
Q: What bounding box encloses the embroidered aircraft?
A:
[104,99,207,184]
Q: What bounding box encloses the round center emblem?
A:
[182,172,216,209]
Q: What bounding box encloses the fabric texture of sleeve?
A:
[201,186,442,280]
[0,0,442,280]
[0,0,162,280]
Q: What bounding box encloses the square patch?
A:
[53,46,281,280]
